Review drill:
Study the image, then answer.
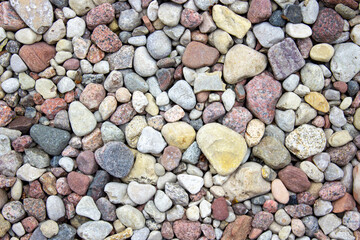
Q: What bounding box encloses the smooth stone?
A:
[275,109,295,132]
[194,72,226,94]
[304,92,329,113]
[133,46,158,77]
[77,221,113,240]
[300,63,324,91]
[161,122,195,151]
[197,123,247,175]
[177,174,204,194]
[35,78,57,99]
[285,23,312,38]
[76,196,101,221]
[253,22,285,48]
[147,31,172,60]
[168,80,196,110]
[137,126,167,154]
[300,0,319,24]
[271,179,289,204]
[46,195,65,221]
[16,163,46,182]
[158,2,182,27]
[116,205,145,230]
[154,190,172,213]
[68,101,97,137]
[328,130,353,147]
[310,43,335,62]
[122,153,158,185]
[127,181,156,205]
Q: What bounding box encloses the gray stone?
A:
[275,110,295,132]
[300,63,324,91]
[49,224,76,240]
[295,103,317,126]
[24,148,50,169]
[163,25,186,41]
[76,196,101,221]
[318,214,341,235]
[46,196,65,221]
[30,124,70,156]
[331,43,360,82]
[282,74,300,92]
[95,141,134,178]
[0,151,23,177]
[57,77,76,94]
[324,163,344,181]
[137,127,167,154]
[133,46,158,77]
[0,135,10,157]
[106,45,134,70]
[68,101,97,137]
[127,181,156,205]
[154,190,172,213]
[177,174,204,194]
[300,0,319,24]
[253,22,284,48]
[77,221,113,240]
[194,0,218,10]
[10,55,27,73]
[313,199,333,217]
[124,72,149,93]
[1,201,25,223]
[158,2,182,27]
[101,121,125,143]
[144,200,165,223]
[182,141,201,164]
[1,78,19,93]
[264,125,285,144]
[165,182,189,206]
[168,80,196,110]
[118,9,141,31]
[167,205,185,222]
[147,31,172,60]
[329,107,347,127]
[329,226,355,240]
[132,228,150,240]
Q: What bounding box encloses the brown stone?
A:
[278,166,311,193]
[182,41,220,69]
[82,128,103,152]
[80,83,106,111]
[180,8,203,29]
[86,44,105,64]
[76,151,98,175]
[0,2,26,31]
[332,192,356,213]
[252,211,274,230]
[173,220,201,240]
[39,172,57,196]
[67,171,91,195]
[247,0,272,23]
[86,3,115,30]
[222,215,252,240]
[110,102,136,125]
[8,116,36,134]
[19,42,56,72]
[0,106,15,127]
[322,0,358,9]
[319,181,346,201]
[211,197,229,221]
[160,146,182,171]
[91,25,122,53]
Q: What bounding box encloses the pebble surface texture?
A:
[0,0,360,240]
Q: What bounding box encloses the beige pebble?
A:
[310,43,335,62]
[271,179,289,204]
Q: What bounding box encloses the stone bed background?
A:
[0,0,360,239]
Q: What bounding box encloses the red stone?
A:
[142,15,155,33]
[284,204,312,218]
[110,102,136,125]
[91,25,122,53]
[41,98,67,120]
[61,146,80,158]
[319,181,346,201]
[156,68,174,91]
[211,197,229,221]
[86,3,115,30]
[160,146,182,171]
[0,2,26,31]
[82,128,103,152]
[202,102,226,124]
[28,180,45,199]
[67,171,91,195]
[312,8,344,43]
[32,93,44,105]
[312,116,325,128]
[222,106,252,135]
[263,200,278,213]
[80,83,106,110]
[249,228,263,239]
[21,216,38,233]
[247,0,272,23]
[297,37,313,59]
[245,72,282,124]
[76,150,98,175]
[19,42,56,72]
[63,58,80,70]
[180,8,203,29]
[0,106,15,127]
[173,220,201,240]
[11,135,32,152]
[86,44,105,64]
[23,198,46,222]
[332,192,356,213]
[252,211,274,230]
[297,192,316,205]
[278,166,311,193]
[333,81,348,93]
[51,167,67,178]
[161,221,174,240]
[174,64,183,81]
[321,0,358,9]
[8,116,35,134]
[0,175,16,188]
[222,215,252,240]
[182,41,220,69]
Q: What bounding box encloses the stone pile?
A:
[0,0,359,239]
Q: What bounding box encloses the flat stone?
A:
[95,141,134,178]
[168,80,196,110]
[177,174,204,194]
[0,2,26,31]
[253,22,285,48]
[137,126,167,155]
[133,46,158,77]
[268,38,305,80]
[223,162,271,201]
[224,44,267,84]
[76,196,101,220]
[182,41,219,69]
[19,42,56,72]
[278,166,311,193]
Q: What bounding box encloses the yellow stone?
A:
[105,228,133,240]
[354,108,360,130]
[109,19,120,32]
[310,43,335,62]
[304,92,330,113]
[196,123,248,175]
[122,153,158,185]
[328,130,353,147]
[161,122,196,150]
[145,93,159,116]
[212,5,251,39]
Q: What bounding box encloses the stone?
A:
[86,3,115,30]
[318,214,341,235]
[224,44,267,84]
[182,41,220,69]
[178,174,204,194]
[91,25,122,53]
[212,4,251,38]
[76,196,101,220]
[10,0,53,34]
[67,171,91,195]
[300,63,324,91]
[30,124,70,156]
[304,92,329,113]
[173,220,201,240]
[328,130,352,147]
[253,22,285,48]
[19,42,56,72]
[194,72,225,94]
[285,23,312,38]
[268,38,305,80]
[122,153,158,185]
[154,190,172,213]
[0,2,26,31]
[68,101,97,137]
[106,45,134,70]
[116,205,145,230]
[35,78,57,99]
[118,9,141,31]
[310,43,335,62]
[223,162,270,201]
[0,214,10,237]
[77,221,113,240]
[137,126,166,154]
[197,123,247,175]
[133,46,158,77]
[127,181,156,205]
[245,72,282,124]
[158,2,182,27]
[0,106,15,128]
[312,8,344,43]
[247,0,271,23]
[95,141,134,178]
[271,179,289,204]
[222,215,252,240]
[253,136,291,170]
[165,182,189,206]
[278,166,310,193]
[285,124,326,159]
[211,197,229,221]
[147,31,172,60]
[161,122,195,150]
[319,181,346,201]
[40,220,58,238]
[330,42,360,82]
[1,201,25,223]
[69,0,95,16]
[46,195,65,221]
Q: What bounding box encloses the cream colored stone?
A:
[271,179,289,204]
[310,44,335,62]
[328,130,353,147]
[161,122,196,151]
[125,116,148,149]
[245,119,265,147]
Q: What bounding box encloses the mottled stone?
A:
[91,25,122,53]
[312,8,344,43]
[278,166,311,193]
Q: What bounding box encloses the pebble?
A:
[182,41,220,69]
[116,205,145,230]
[312,8,344,43]
[285,23,312,38]
[77,221,113,240]
[147,31,172,60]
[310,43,334,62]
[46,196,65,221]
[133,46,158,77]
[76,196,101,220]
[278,166,310,193]
[66,17,86,39]
[318,213,341,235]
[253,22,284,48]
[158,2,182,27]
[68,101,97,137]
[127,181,156,205]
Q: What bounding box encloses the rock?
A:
[127,181,156,205]
[310,43,334,62]
[133,46,158,77]
[318,214,341,235]
[284,204,312,218]
[223,162,271,201]
[197,123,247,175]
[268,38,305,80]
[285,23,312,38]
[319,181,346,201]
[222,106,252,135]
[328,130,352,147]
[154,190,172,213]
[244,119,265,147]
[158,2,182,27]
[178,174,204,194]
[137,126,167,154]
[168,80,196,110]
[312,8,344,43]
[110,103,136,125]
[19,42,56,72]
[95,141,134,178]
[10,0,53,34]
[212,4,251,38]
[253,22,285,48]
[285,124,326,159]
[0,106,15,128]
[222,215,252,240]
[80,83,106,110]
[300,63,324,91]
[90,25,121,54]
[278,166,310,193]
[68,101,97,137]
[253,136,291,169]
[76,196,101,220]
[50,224,76,240]
[1,201,25,223]
[182,41,220,69]
[252,211,274,230]
[225,45,267,85]
[69,0,95,16]
[77,221,113,240]
[16,163,45,182]
[159,146,182,171]
[330,42,360,82]
[106,45,134,70]
[300,0,319,24]
[0,2,26,31]
[40,220,58,238]
[165,182,189,206]
[116,205,145,230]
[0,214,10,237]
[342,211,360,231]
[123,153,158,185]
[147,31,172,60]
[46,195,65,221]
[30,124,70,156]
[86,3,115,30]
[35,78,57,99]
[173,220,201,240]
[194,71,225,93]
[247,0,272,23]
[304,92,329,113]
[245,72,282,124]
[272,179,289,204]
[118,9,141,31]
